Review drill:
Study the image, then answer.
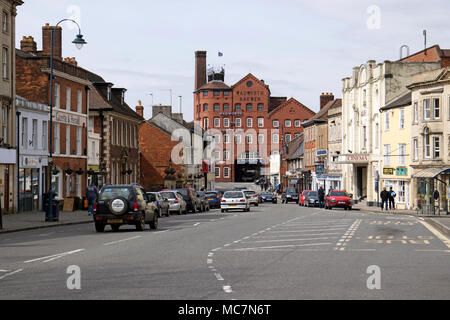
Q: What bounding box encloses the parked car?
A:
[197,191,211,211]
[160,190,187,215]
[221,191,250,213]
[305,191,319,207]
[147,192,170,217]
[205,190,223,208]
[243,190,259,206]
[259,192,277,203]
[281,187,299,204]
[299,190,313,206]
[176,188,203,213]
[325,190,353,210]
[93,184,158,232]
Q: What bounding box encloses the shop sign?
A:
[383,168,394,175]
[396,168,407,176]
[316,149,327,157]
[316,166,324,174]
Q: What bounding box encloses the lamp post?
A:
[46,19,87,222]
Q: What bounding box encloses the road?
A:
[0,203,449,299]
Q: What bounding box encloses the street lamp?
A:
[46,19,87,222]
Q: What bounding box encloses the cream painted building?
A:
[0,0,22,213]
[408,67,450,215]
[340,60,441,206]
[327,99,343,190]
[379,92,412,209]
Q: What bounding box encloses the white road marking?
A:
[253,232,341,238]
[267,228,347,233]
[193,223,201,227]
[419,220,450,249]
[228,242,333,251]
[242,237,336,244]
[24,249,85,264]
[0,268,24,280]
[104,236,142,246]
[214,273,224,281]
[223,285,233,293]
[207,259,213,264]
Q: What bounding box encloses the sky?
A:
[15,0,450,121]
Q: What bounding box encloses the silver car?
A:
[243,190,259,206]
[221,191,250,213]
[160,190,187,215]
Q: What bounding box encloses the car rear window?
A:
[147,193,157,201]
[206,192,217,197]
[223,191,244,198]
[330,191,347,197]
[177,189,188,196]
[309,191,318,197]
[286,188,296,193]
[261,193,272,196]
[161,192,176,199]
[244,191,256,195]
[100,187,132,201]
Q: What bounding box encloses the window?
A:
[424,128,430,159]
[21,117,28,149]
[246,134,253,144]
[235,104,241,111]
[214,134,221,144]
[246,118,253,127]
[272,133,279,143]
[214,91,220,97]
[1,106,7,144]
[399,144,406,166]
[214,104,220,111]
[214,150,221,160]
[285,134,291,143]
[214,118,220,127]
[42,121,48,150]
[383,144,390,166]
[399,109,405,129]
[235,118,241,127]
[66,87,71,110]
[215,167,220,178]
[107,86,112,101]
[273,120,279,128]
[235,134,241,144]
[203,104,208,111]
[54,123,60,154]
[398,181,406,203]
[258,133,264,144]
[203,91,208,97]
[285,120,291,127]
[257,104,264,111]
[224,150,230,161]
[88,117,93,133]
[203,118,209,129]
[224,91,230,96]
[385,112,390,130]
[223,118,230,127]
[2,11,8,33]
[77,90,82,113]
[423,99,431,120]
[413,139,418,161]
[223,104,230,112]
[2,47,7,79]
[433,98,440,120]
[433,137,440,159]
[223,167,230,178]
[224,134,230,144]
[414,102,418,123]
[258,117,264,127]
[76,127,82,155]
[54,83,60,108]
[375,123,379,148]
[246,104,253,111]
[66,125,70,155]
[91,141,96,160]
[294,120,301,127]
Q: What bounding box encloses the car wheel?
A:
[255,203,259,207]
[149,214,158,230]
[348,206,352,211]
[221,209,225,213]
[111,225,120,232]
[95,223,105,232]
[247,207,251,212]
[136,214,145,231]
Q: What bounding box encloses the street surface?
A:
[0,203,449,299]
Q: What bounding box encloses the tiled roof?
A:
[196,81,231,91]
[302,99,341,126]
[380,91,412,111]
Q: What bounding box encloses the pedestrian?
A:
[264,182,268,191]
[318,186,325,208]
[389,187,396,210]
[380,187,389,211]
[276,184,281,195]
[260,182,264,191]
[86,184,99,216]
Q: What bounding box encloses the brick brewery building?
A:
[193,51,315,182]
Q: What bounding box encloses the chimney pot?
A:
[136,101,144,118]
[320,92,334,109]
[20,35,37,52]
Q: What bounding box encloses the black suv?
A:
[94,184,158,232]
[281,187,300,204]
[176,188,203,213]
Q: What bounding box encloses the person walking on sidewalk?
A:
[318,186,325,208]
[389,187,396,210]
[380,187,389,211]
[86,184,99,216]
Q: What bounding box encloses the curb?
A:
[425,218,450,238]
[0,220,93,235]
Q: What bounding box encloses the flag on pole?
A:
[218,52,223,57]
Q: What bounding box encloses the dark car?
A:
[176,188,203,213]
[281,187,299,204]
[205,190,223,208]
[147,192,170,217]
[197,191,210,211]
[259,192,277,203]
[305,191,319,207]
[93,184,158,232]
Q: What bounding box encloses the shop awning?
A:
[412,167,450,178]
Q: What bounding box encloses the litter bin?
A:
[44,191,60,222]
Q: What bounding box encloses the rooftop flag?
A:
[218,52,223,57]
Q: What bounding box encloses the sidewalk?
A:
[0,210,93,234]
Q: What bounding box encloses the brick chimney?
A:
[136,100,144,118]
[42,23,62,59]
[195,51,207,91]
[320,93,334,109]
[20,36,37,52]
[63,57,78,66]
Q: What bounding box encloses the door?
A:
[357,167,363,199]
[3,166,9,212]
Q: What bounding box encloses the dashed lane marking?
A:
[24,249,85,264]
[104,236,142,246]
[0,268,24,280]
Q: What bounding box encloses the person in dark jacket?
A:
[86,184,99,216]
[380,187,389,211]
[389,187,396,210]
[318,186,325,208]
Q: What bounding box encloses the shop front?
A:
[412,167,450,215]
[18,156,48,212]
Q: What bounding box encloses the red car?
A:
[299,190,313,207]
[325,190,352,210]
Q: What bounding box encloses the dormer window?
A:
[107,86,112,101]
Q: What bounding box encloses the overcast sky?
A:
[15,0,450,120]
